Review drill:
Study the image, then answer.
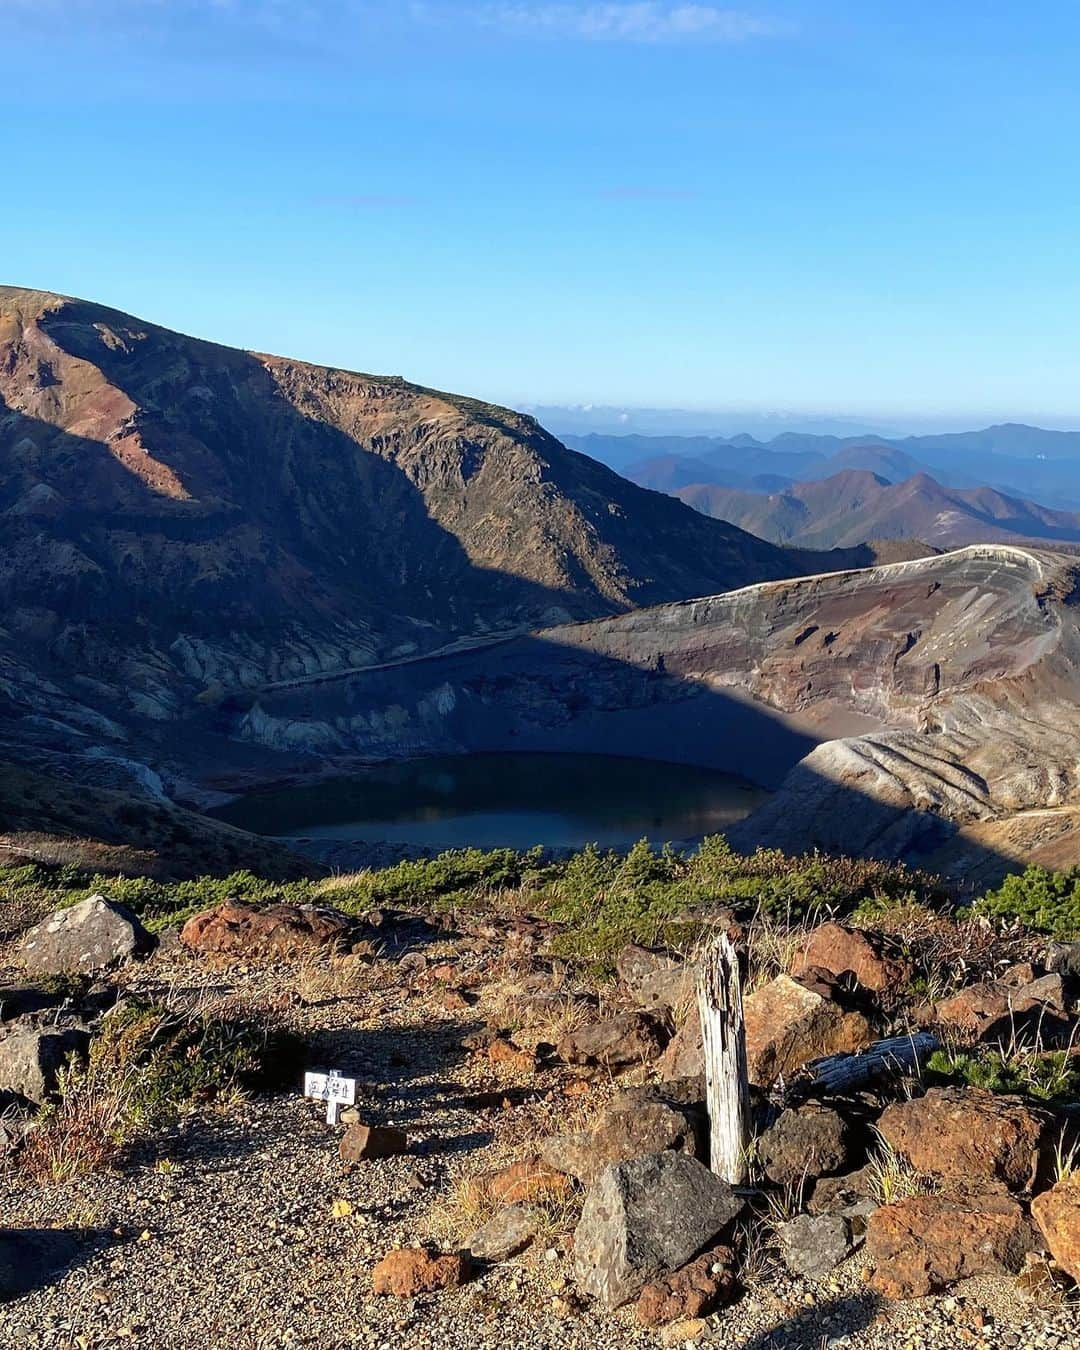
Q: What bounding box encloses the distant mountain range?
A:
[675,470,1080,550]
[565,427,1080,512]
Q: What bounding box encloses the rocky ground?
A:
[2,876,1080,1349]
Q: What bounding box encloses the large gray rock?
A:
[0,1025,90,1104]
[540,1088,704,1184]
[616,944,694,1013]
[19,896,155,975]
[757,1104,850,1187]
[777,1214,853,1280]
[573,1152,741,1309]
[465,1204,538,1263]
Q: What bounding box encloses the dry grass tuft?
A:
[866,1134,936,1206]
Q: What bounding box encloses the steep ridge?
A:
[242,546,1080,868]
[0,285,800,789]
[676,470,1080,549]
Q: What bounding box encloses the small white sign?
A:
[303,1070,357,1125]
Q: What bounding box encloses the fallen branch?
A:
[801,1031,940,1095]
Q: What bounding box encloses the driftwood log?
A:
[697,933,751,1184]
[801,1031,940,1095]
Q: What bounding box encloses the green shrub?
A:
[925,1044,1080,1104]
[973,866,1080,937]
[20,999,303,1181]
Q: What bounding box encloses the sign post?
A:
[303,1069,358,1125]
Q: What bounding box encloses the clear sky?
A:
[5,2,1080,427]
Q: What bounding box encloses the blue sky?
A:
[5,2,1080,427]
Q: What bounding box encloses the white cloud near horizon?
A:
[462,4,792,43]
[2,2,791,47]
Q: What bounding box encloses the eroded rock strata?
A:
[241,545,1080,866]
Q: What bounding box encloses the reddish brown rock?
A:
[866,1192,1035,1298]
[877,1087,1045,1191]
[557,1012,668,1071]
[791,922,910,995]
[486,1035,537,1074]
[659,973,872,1085]
[1032,1172,1080,1281]
[339,1122,409,1163]
[483,1157,573,1205]
[371,1247,470,1297]
[933,978,1068,1044]
[744,975,872,1086]
[180,899,351,959]
[635,1245,737,1327]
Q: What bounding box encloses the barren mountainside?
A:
[241,545,1080,874]
[0,284,800,786]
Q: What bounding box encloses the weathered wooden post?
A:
[697,932,750,1184]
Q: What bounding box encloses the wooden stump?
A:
[697,933,750,1184]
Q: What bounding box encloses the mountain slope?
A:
[0,285,804,787]
[675,469,1080,549]
[249,544,1080,873]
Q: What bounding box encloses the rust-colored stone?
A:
[486,1035,537,1074]
[1032,1172,1080,1281]
[635,1245,737,1327]
[866,1192,1035,1298]
[791,922,910,995]
[339,1122,408,1163]
[483,1156,573,1205]
[180,899,351,959]
[371,1247,470,1297]
[877,1087,1045,1191]
[659,973,872,1085]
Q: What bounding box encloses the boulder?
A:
[1018,973,1068,1011]
[1032,1172,1080,1281]
[0,1025,89,1105]
[1045,941,1080,981]
[539,1088,704,1185]
[481,1157,573,1206]
[745,976,873,1086]
[19,897,155,975]
[180,899,352,959]
[866,1192,1036,1298]
[757,1104,850,1187]
[339,1122,408,1163]
[465,1204,538,1263]
[371,1247,470,1297]
[777,1214,853,1280]
[791,923,911,996]
[635,1245,737,1327]
[877,1087,1045,1191]
[557,1012,668,1071]
[933,979,1068,1044]
[616,945,694,1013]
[660,974,872,1085]
[656,1012,706,1082]
[573,1152,741,1309]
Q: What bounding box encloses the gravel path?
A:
[2,938,1078,1350]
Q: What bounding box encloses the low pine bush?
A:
[973,865,1080,937]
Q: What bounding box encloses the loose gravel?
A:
[1,936,1077,1350]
